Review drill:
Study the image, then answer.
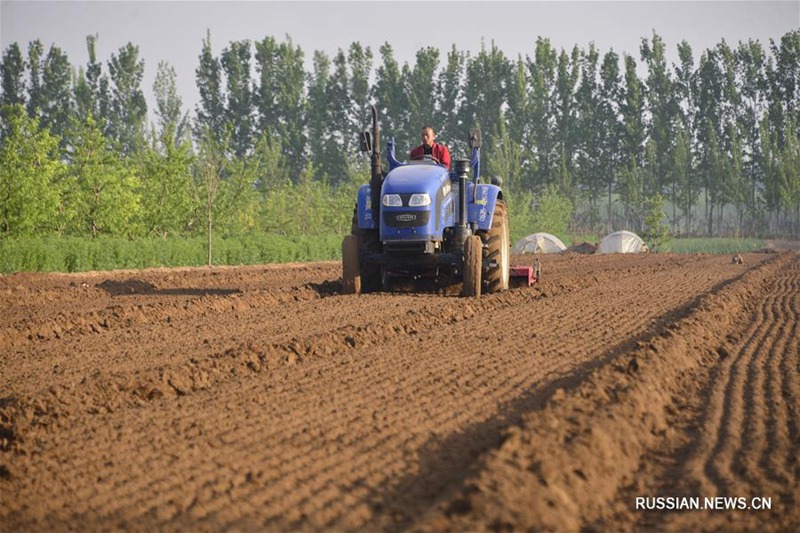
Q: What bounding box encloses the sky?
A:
[1,1,799,120]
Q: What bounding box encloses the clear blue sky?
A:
[2,1,798,119]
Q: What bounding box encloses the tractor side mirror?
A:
[359,131,373,153]
[468,128,481,149]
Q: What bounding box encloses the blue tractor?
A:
[342,105,511,297]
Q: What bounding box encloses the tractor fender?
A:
[467,183,503,231]
[356,184,376,229]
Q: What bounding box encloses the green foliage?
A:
[221,40,254,158]
[107,42,147,156]
[506,189,535,245]
[642,193,671,251]
[153,61,190,145]
[254,35,307,165]
[64,114,141,236]
[1,43,26,109]
[529,184,574,237]
[0,105,64,236]
[137,129,194,237]
[259,164,357,237]
[195,30,225,139]
[616,156,643,229]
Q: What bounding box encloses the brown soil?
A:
[1,252,798,531]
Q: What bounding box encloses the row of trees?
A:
[1,29,799,243]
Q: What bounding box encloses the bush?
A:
[530,185,574,238]
[642,194,671,252]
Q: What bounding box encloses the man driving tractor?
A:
[409,126,451,170]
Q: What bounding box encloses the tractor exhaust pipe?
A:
[452,158,472,250]
[370,105,383,217]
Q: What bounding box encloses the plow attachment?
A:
[509,258,540,287]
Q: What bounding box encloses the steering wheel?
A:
[410,154,441,165]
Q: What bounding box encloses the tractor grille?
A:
[382,240,433,255]
[383,211,430,228]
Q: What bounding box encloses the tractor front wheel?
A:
[462,235,482,297]
[342,235,361,294]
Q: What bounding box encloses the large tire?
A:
[341,235,361,294]
[479,199,510,293]
[461,235,482,297]
[350,209,381,292]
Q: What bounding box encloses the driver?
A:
[409,126,451,170]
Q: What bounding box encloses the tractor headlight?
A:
[382,194,402,207]
[408,193,431,207]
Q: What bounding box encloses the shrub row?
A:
[0,234,342,273]
[0,235,767,274]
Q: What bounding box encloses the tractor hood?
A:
[379,162,453,243]
[381,163,450,197]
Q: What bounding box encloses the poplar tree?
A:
[26,40,45,118]
[461,41,510,165]
[74,34,110,125]
[575,43,604,227]
[323,49,352,182]
[554,45,581,200]
[435,45,465,147]
[0,43,26,138]
[307,50,335,181]
[1,43,26,108]
[696,48,724,233]
[736,39,767,217]
[348,42,373,138]
[502,57,533,190]
[599,49,624,224]
[372,43,408,146]
[672,119,697,234]
[107,42,147,156]
[221,40,253,158]
[254,36,306,172]
[153,60,190,146]
[527,38,558,190]
[195,30,225,142]
[39,44,73,143]
[404,46,439,150]
[672,41,697,229]
[640,32,676,197]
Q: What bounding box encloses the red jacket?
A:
[409,143,451,170]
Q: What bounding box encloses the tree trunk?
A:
[707,202,714,236]
[206,199,212,267]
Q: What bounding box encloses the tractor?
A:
[342,105,530,297]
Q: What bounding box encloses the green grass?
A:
[0,234,343,273]
[661,237,765,254]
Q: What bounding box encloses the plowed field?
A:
[1,251,799,532]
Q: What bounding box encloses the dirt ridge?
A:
[419,251,795,532]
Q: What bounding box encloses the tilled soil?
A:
[1,252,798,531]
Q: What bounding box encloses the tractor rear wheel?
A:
[462,235,482,297]
[342,235,361,294]
[479,199,510,293]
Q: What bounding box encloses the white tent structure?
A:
[596,230,646,254]
[512,233,567,254]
